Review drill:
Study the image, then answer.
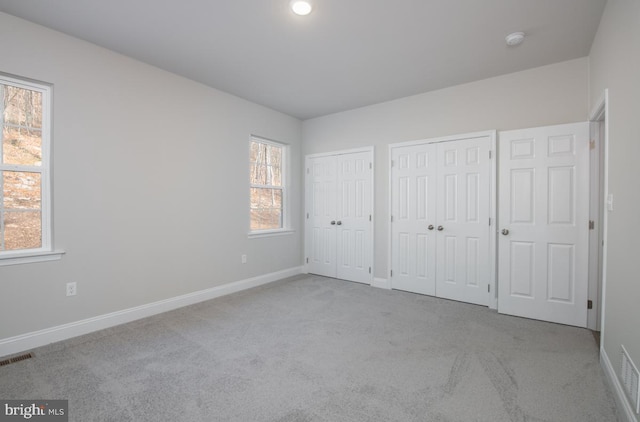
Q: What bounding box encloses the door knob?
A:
[330,221,336,225]
[428,225,434,231]
[501,229,510,236]
[337,221,342,225]
[437,225,444,231]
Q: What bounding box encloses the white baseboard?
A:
[372,277,391,290]
[0,266,303,358]
[601,347,639,422]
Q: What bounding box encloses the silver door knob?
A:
[428,225,434,231]
[501,229,510,235]
[437,226,444,231]
[330,221,336,225]
[336,221,342,225]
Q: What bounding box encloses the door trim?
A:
[589,90,609,340]
[306,146,375,160]
[387,130,497,308]
[304,146,375,284]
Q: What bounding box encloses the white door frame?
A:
[304,146,375,284]
[388,130,497,309]
[589,90,610,338]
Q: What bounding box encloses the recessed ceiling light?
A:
[505,32,525,46]
[290,0,313,16]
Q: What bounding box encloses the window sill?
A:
[248,229,295,239]
[0,250,65,267]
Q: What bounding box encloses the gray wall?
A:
[4,10,636,411]
[0,12,303,339]
[303,58,589,280]
[589,0,640,419]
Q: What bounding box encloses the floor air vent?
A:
[621,345,640,414]
[0,352,33,367]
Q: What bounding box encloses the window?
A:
[1,74,55,262]
[249,137,287,233]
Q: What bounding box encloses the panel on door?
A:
[390,144,437,295]
[306,155,337,278]
[336,152,373,283]
[435,137,492,306]
[498,122,589,327]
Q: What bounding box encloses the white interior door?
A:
[336,152,373,283]
[435,137,491,306]
[390,134,493,305]
[498,122,590,327]
[390,144,438,295]
[306,155,337,278]
[305,150,373,284]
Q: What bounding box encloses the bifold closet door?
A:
[390,136,492,306]
[335,152,373,283]
[498,122,589,327]
[307,155,337,278]
[390,144,438,295]
[306,151,373,284]
[434,138,491,306]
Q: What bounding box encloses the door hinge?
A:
[369,214,372,222]
[390,270,393,277]
[306,257,309,264]
[306,212,309,219]
[306,167,310,174]
[369,267,371,274]
[590,140,596,150]
[391,215,394,222]
[489,150,492,159]
[488,284,491,293]
[489,218,492,226]
[589,220,595,230]
[587,300,593,309]
[369,162,372,169]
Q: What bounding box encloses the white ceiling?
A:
[0,0,607,120]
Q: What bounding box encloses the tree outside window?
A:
[1,79,49,253]
[249,138,286,231]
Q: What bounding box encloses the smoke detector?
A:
[505,32,525,46]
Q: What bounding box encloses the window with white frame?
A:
[0,74,52,257]
[249,137,287,232]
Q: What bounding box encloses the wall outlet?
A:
[66,282,77,297]
[241,254,247,264]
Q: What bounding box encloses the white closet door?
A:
[306,155,337,278]
[390,134,493,306]
[435,137,492,306]
[336,152,373,283]
[305,150,373,284]
[498,122,589,327]
[390,144,438,295]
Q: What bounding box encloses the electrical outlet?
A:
[66,282,77,297]
[241,254,247,264]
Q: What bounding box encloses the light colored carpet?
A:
[0,275,619,421]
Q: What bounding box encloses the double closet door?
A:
[390,135,493,306]
[305,150,373,284]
